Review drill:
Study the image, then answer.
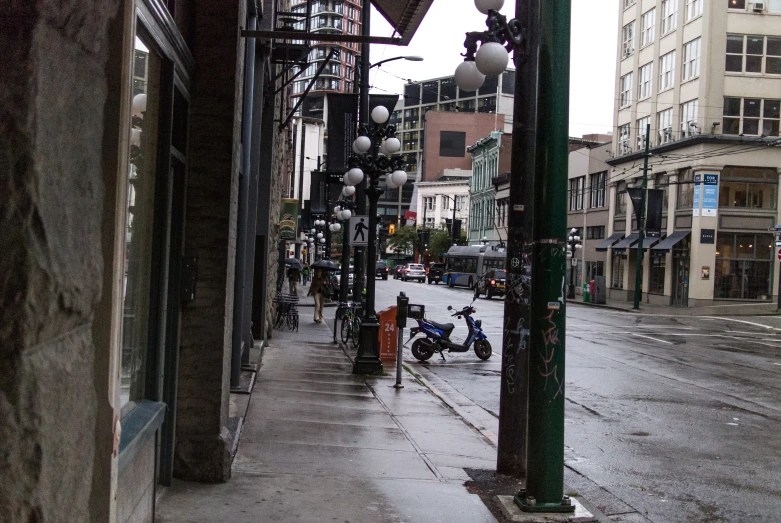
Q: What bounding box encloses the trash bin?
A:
[583,282,591,303]
[377,306,398,363]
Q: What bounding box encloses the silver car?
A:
[402,263,426,282]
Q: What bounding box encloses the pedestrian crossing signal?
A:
[389,224,396,235]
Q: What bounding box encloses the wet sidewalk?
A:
[156,310,498,522]
[569,295,779,316]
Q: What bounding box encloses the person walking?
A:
[308,268,329,323]
[287,267,301,295]
[302,263,310,285]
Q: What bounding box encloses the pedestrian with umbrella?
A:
[307,268,331,323]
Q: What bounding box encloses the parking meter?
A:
[396,292,409,328]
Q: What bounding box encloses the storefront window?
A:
[121,36,161,413]
[714,233,774,300]
[649,251,666,293]
[718,167,777,209]
[677,169,694,209]
[611,252,626,289]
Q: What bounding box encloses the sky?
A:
[367,0,620,138]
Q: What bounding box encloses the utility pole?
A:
[352,0,370,303]
[633,123,651,310]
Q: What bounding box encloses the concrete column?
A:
[605,183,616,291]
[664,173,678,298]
[689,167,720,306]
[174,0,247,482]
[1,1,122,521]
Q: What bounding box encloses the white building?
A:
[414,169,471,231]
[606,0,781,306]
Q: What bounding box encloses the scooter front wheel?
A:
[474,339,492,360]
[411,339,435,361]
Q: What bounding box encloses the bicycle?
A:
[340,302,362,348]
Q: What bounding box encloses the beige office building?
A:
[606,0,781,306]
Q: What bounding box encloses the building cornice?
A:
[607,135,781,166]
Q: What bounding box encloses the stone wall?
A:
[0,1,120,521]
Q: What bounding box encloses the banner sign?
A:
[646,189,663,238]
[627,188,644,219]
[280,199,299,241]
[309,170,327,213]
[702,174,719,216]
[326,93,359,172]
[693,174,702,216]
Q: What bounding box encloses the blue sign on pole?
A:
[702,174,719,216]
[693,174,702,216]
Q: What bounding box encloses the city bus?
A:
[443,245,506,288]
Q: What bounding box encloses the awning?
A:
[641,235,663,249]
[652,231,690,251]
[372,0,435,45]
[611,233,639,251]
[595,232,624,252]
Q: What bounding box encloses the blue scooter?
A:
[408,302,492,361]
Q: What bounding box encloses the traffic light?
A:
[388,223,396,235]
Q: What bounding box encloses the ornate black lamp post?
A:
[567,228,582,299]
[345,106,407,374]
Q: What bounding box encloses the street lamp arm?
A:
[369,56,424,69]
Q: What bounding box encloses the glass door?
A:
[672,251,690,307]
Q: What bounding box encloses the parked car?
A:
[402,263,426,283]
[393,264,405,280]
[426,263,445,284]
[375,261,389,280]
[474,269,507,299]
[333,266,354,300]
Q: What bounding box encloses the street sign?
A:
[349,215,369,246]
[776,240,781,247]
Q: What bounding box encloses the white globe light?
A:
[347,167,364,186]
[130,128,141,147]
[379,141,389,155]
[317,232,323,239]
[384,137,401,154]
[390,170,408,187]
[475,41,509,76]
[311,228,316,234]
[353,135,371,153]
[342,185,356,197]
[475,0,505,14]
[320,238,326,244]
[334,206,341,215]
[385,177,400,190]
[343,171,356,186]
[334,223,342,232]
[341,209,352,220]
[371,105,390,124]
[454,60,486,92]
[132,93,147,118]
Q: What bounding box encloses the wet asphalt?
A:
[373,276,781,523]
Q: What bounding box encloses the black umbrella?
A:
[311,259,339,271]
[284,258,303,270]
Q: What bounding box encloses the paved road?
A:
[371,276,781,523]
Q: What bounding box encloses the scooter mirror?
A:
[447,306,453,310]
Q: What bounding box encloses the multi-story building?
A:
[566,135,614,293]
[607,0,781,306]
[414,169,471,229]
[467,131,512,246]
[383,71,515,223]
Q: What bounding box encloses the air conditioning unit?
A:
[753,2,765,11]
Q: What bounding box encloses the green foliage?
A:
[428,227,453,258]
[387,225,418,255]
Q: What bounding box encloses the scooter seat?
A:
[430,321,455,333]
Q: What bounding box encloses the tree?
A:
[428,227,453,259]
[386,225,418,255]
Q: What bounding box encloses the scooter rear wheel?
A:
[411,339,435,361]
[474,339,492,360]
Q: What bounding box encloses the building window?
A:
[622,21,635,58]
[641,9,656,47]
[638,62,653,100]
[637,116,650,150]
[457,98,476,111]
[569,176,585,210]
[719,167,777,209]
[440,131,466,157]
[657,108,673,144]
[456,195,467,211]
[676,169,694,209]
[661,0,678,35]
[625,0,636,7]
[715,233,774,300]
[619,72,633,108]
[726,35,781,75]
[424,196,435,211]
[590,171,607,208]
[681,99,699,137]
[682,38,701,81]
[659,51,676,91]
[616,181,628,215]
[122,35,162,413]
[618,123,632,155]
[441,195,450,210]
[723,97,781,136]
[728,0,746,9]
[612,252,626,289]
[587,226,606,239]
[585,261,605,282]
[685,0,702,20]
[649,251,666,293]
[655,173,669,211]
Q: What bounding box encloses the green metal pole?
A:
[515,0,575,513]
[633,123,651,310]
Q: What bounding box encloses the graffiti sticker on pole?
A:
[349,216,369,246]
